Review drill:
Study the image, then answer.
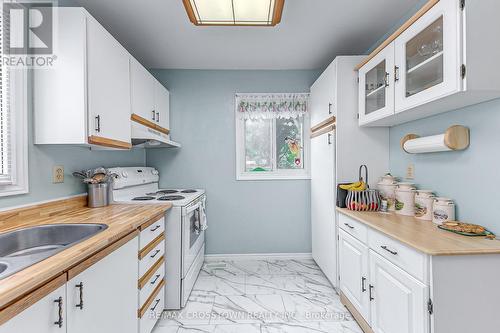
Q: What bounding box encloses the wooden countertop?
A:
[337,208,500,256]
[0,196,172,309]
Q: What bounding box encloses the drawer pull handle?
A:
[54,297,63,328]
[150,225,161,232]
[381,245,398,255]
[361,277,367,292]
[75,282,84,310]
[369,284,374,301]
[151,274,161,285]
[150,249,161,258]
[150,299,161,311]
[344,223,354,229]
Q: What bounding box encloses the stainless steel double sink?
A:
[0,224,108,280]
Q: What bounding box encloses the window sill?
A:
[0,184,29,197]
[237,172,311,181]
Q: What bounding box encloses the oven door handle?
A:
[186,202,202,214]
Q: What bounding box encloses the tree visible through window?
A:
[236,93,309,180]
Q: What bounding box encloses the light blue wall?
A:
[389,98,500,234]
[0,79,146,209]
[146,70,320,255]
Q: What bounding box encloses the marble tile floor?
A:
[152,259,363,333]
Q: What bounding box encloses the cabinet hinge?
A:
[460,0,465,10]
[427,299,434,315]
[461,64,466,79]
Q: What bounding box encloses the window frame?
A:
[235,105,311,181]
[0,67,29,197]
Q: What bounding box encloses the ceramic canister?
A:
[377,174,398,212]
[415,190,435,221]
[395,183,416,216]
[433,197,456,225]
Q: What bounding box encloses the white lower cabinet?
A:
[369,250,428,333]
[339,214,429,333]
[67,237,138,333]
[339,230,370,321]
[0,284,66,333]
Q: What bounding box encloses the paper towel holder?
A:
[400,125,470,154]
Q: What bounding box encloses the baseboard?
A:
[205,253,313,261]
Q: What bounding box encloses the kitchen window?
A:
[0,6,28,197]
[235,93,310,180]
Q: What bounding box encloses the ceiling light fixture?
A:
[182,0,285,26]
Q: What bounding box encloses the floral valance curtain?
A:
[236,93,309,120]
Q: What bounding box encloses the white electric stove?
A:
[109,167,207,310]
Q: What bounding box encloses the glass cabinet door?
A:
[358,43,395,126]
[395,0,460,113]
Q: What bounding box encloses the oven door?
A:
[182,199,205,277]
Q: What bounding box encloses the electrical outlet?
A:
[53,166,64,183]
[406,163,415,179]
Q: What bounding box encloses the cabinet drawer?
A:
[140,264,165,307]
[139,286,164,333]
[140,217,165,250]
[339,214,368,243]
[139,239,165,278]
[368,229,427,281]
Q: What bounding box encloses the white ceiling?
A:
[61,0,420,70]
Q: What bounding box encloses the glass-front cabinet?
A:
[394,0,460,113]
[358,43,395,125]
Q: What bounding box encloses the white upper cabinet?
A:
[394,0,459,113]
[130,58,170,132]
[358,0,500,127]
[34,8,132,149]
[155,81,170,131]
[86,16,131,144]
[358,43,395,126]
[131,57,157,123]
[34,7,174,149]
[310,61,336,126]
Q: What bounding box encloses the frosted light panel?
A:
[233,0,274,23]
[188,0,279,25]
[190,0,233,22]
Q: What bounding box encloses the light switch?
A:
[406,163,415,179]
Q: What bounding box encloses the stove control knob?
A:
[121,171,128,178]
